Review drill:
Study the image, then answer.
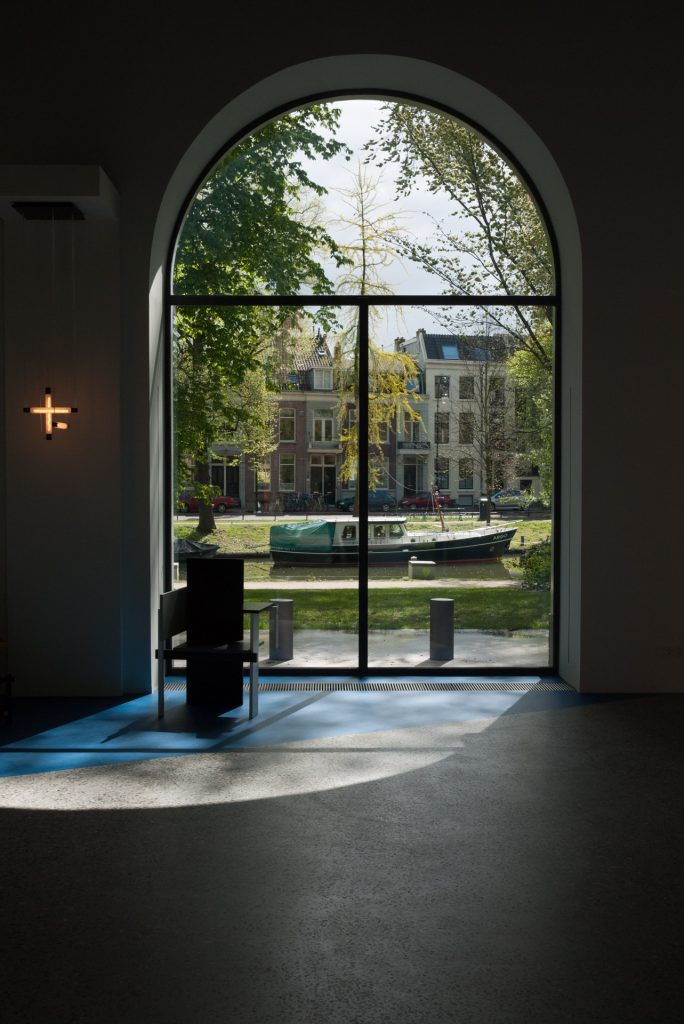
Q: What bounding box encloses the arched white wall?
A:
[149,55,582,687]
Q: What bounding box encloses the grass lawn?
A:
[175,519,273,555]
[244,587,551,632]
[175,515,551,557]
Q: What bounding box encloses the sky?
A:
[298,99,455,345]
[182,98,543,350]
[295,99,522,349]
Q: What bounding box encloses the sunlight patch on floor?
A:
[0,717,496,810]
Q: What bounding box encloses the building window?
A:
[279,454,295,491]
[313,368,333,390]
[490,376,505,405]
[404,415,421,442]
[435,375,450,399]
[257,457,271,490]
[210,462,225,490]
[435,457,449,490]
[313,408,334,442]
[459,376,474,400]
[434,411,450,445]
[459,412,474,444]
[310,453,336,501]
[211,460,240,498]
[279,408,295,442]
[458,458,474,489]
[378,421,389,443]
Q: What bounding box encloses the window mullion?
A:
[358,304,369,673]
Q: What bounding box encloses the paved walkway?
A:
[259,628,549,668]
[245,578,521,589]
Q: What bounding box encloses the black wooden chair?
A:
[156,558,262,719]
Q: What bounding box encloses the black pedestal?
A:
[186,557,244,710]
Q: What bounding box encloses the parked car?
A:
[336,489,397,513]
[177,488,241,514]
[398,490,450,511]
[488,488,530,511]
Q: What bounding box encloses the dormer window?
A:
[313,368,333,390]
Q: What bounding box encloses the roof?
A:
[421,333,510,362]
[277,335,334,389]
[292,333,331,370]
[293,343,334,371]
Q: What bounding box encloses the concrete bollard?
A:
[269,598,294,661]
[430,598,454,661]
[408,558,436,580]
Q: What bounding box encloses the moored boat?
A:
[269,517,516,566]
[173,538,220,561]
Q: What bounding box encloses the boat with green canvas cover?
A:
[270,517,516,567]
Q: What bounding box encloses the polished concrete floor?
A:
[2,688,684,1022]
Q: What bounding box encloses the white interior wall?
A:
[1,172,122,694]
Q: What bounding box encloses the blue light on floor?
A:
[0,677,587,779]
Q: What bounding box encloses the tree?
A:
[224,366,279,476]
[507,325,553,501]
[365,103,555,498]
[328,163,421,507]
[173,106,349,531]
[365,104,554,368]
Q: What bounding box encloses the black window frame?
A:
[459,375,475,400]
[165,87,561,678]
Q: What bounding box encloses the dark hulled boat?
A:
[269,517,516,567]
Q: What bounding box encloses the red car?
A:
[398,491,451,511]
[177,488,241,514]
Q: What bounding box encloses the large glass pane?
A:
[367,305,554,669]
[172,99,554,299]
[172,303,360,671]
[170,92,558,676]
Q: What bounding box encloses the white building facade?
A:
[396,329,539,506]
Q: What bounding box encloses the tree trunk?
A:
[194,459,216,534]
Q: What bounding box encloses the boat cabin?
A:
[337,518,408,547]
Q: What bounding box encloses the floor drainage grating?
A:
[164,680,572,693]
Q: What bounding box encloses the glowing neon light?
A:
[23,387,78,440]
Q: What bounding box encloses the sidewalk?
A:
[245,578,521,590]
[259,628,549,668]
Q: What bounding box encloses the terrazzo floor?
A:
[2,686,683,1023]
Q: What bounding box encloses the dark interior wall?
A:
[1,2,682,691]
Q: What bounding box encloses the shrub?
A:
[520,539,551,590]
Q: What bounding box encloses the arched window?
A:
[169,94,557,675]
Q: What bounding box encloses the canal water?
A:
[245,558,518,584]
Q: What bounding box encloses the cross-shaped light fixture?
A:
[23,387,78,440]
